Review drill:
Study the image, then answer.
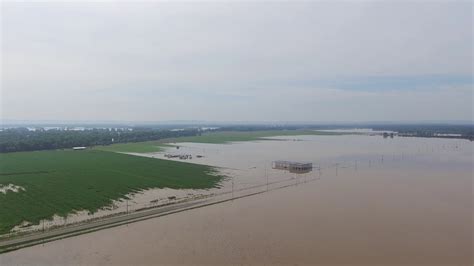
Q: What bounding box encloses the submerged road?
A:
[0,177,310,254]
[0,198,210,253]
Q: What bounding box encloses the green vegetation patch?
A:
[162,130,345,144]
[91,130,343,153]
[0,150,222,235]
[94,141,171,153]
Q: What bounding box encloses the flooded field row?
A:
[2,134,471,264]
[138,134,471,193]
[11,134,470,235]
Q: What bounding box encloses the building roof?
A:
[273,160,312,166]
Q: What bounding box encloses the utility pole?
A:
[265,164,268,192]
[232,176,234,199]
[126,199,129,214]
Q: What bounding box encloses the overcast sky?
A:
[1,0,472,123]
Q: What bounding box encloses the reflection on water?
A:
[287,169,312,174]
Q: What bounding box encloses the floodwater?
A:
[1,135,472,265]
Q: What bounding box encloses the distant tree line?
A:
[369,124,474,141]
[1,123,472,153]
[0,128,200,153]
[219,124,474,140]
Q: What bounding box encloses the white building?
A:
[272,161,312,173]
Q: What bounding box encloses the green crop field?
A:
[94,141,171,153]
[97,130,345,153]
[0,150,223,235]
[162,130,344,144]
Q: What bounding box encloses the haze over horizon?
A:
[1,118,473,126]
[1,1,473,122]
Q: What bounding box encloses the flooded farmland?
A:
[1,134,472,265]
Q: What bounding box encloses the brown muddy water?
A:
[1,135,472,265]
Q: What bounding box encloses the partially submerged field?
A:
[163,130,344,143]
[95,141,170,153]
[0,130,342,235]
[96,130,344,153]
[0,150,222,235]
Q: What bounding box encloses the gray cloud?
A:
[1,1,472,122]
